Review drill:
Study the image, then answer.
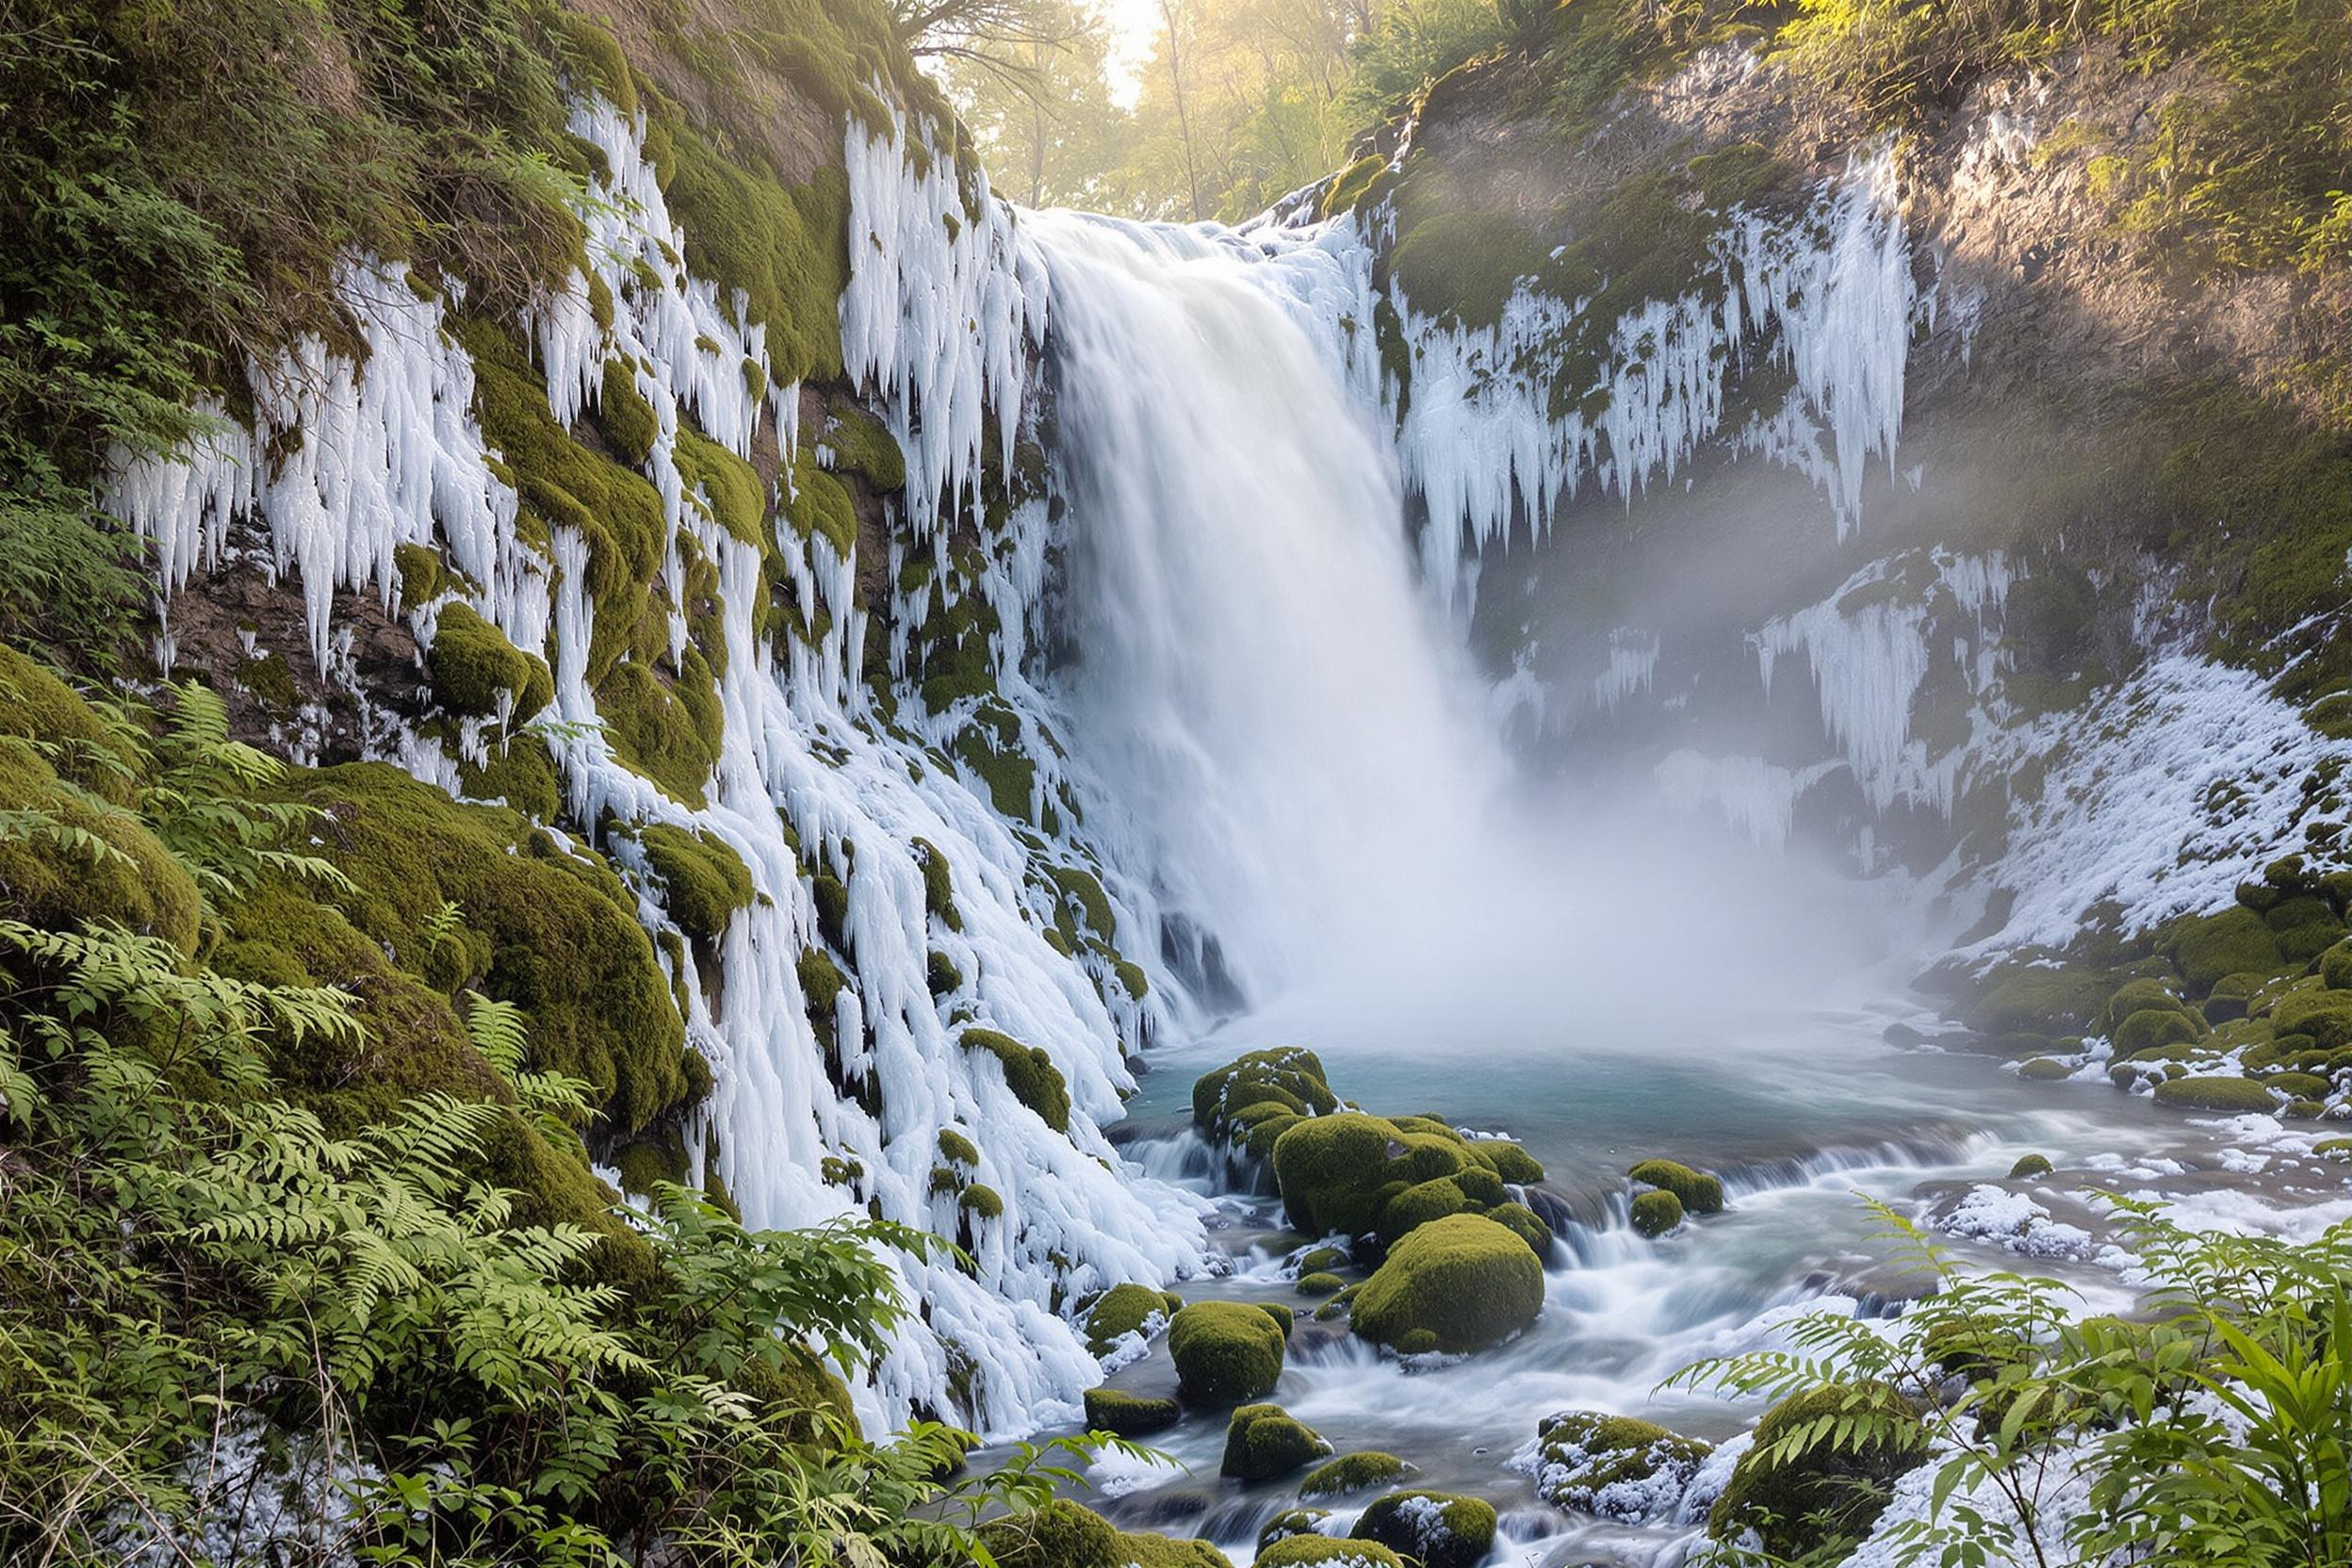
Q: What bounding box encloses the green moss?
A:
[953,727,1036,822]
[821,405,906,492]
[1352,1490,1495,1568]
[1463,1139,1544,1184]
[595,358,659,466]
[596,653,724,808]
[642,105,850,386]
[1255,1539,1401,1568]
[2153,1075,2281,1112]
[237,650,298,708]
[551,13,637,116]
[2115,1008,2201,1052]
[676,428,767,547]
[424,603,553,721]
[1352,1214,1544,1354]
[1259,1510,1332,1550]
[393,542,449,605]
[1046,863,1116,942]
[1222,1403,1330,1481]
[1627,1158,1724,1214]
[455,735,562,820]
[978,1500,1121,1568]
[639,824,753,944]
[1483,1200,1554,1258]
[2103,978,2193,1032]
[961,1027,1070,1133]
[1320,153,1389,219]
[1083,1386,1182,1436]
[1708,1384,1929,1558]
[958,1184,1002,1220]
[1193,1048,1337,1135]
[2261,1070,2331,1100]
[2017,1056,2076,1082]
[797,947,846,1050]
[784,444,859,561]
[292,762,689,1132]
[1526,1412,1712,1514]
[938,1127,979,1167]
[2321,941,2352,989]
[1296,1271,1347,1297]
[1083,1282,1183,1355]
[0,737,198,954]
[2008,1153,2054,1179]
[1168,1299,1287,1405]
[1969,964,2111,1035]
[1631,1189,1685,1236]
[1300,1450,1413,1497]
[2167,906,2285,990]
[2272,988,2352,1047]
[913,836,962,930]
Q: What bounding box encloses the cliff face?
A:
[1335,24,2352,959]
[46,0,1211,1436]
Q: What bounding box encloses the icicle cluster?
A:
[111,91,1209,1439]
[1386,151,1929,612]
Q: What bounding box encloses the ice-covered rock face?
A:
[109,93,1209,1438]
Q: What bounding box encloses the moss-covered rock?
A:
[1464,1138,1544,1184]
[1630,1189,1685,1236]
[1627,1158,1724,1214]
[2272,989,2352,1049]
[961,1027,1070,1132]
[1708,1384,1929,1558]
[937,1127,979,1167]
[1299,1450,1413,1497]
[2017,1056,2076,1082]
[2102,978,2194,1033]
[2168,907,2285,990]
[0,736,200,955]
[2322,941,2352,990]
[1969,965,2110,1035]
[2114,1007,2202,1053]
[1484,1200,1555,1258]
[2205,970,2265,1021]
[1221,1403,1331,1481]
[1193,1047,1338,1135]
[2261,1069,2331,1100]
[425,601,553,720]
[980,1498,1231,1568]
[296,762,690,1132]
[1083,1283,1183,1356]
[1083,1386,1181,1436]
[1259,1510,1332,1549]
[1522,1411,1713,1523]
[1254,1538,1402,1568]
[1168,1299,1288,1405]
[1378,1175,1471,1242]
[1351,1490,1495,1568]
[2008,1152,2053,1179]
[1351,1214,1544,1354]
[1296,1270,1346,1297]
[639,824,753,944]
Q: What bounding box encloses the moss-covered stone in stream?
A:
[1627,1158,1724,1214]
[639,823,754,944]
[1525,1411,1713,1520]
[1255,1539,1401,1568]
[1351,1490,1495,1568]
[1082,1282,1182,1355]
[1193,1047,1338,1135]
[1221,1403,1331,1481]
[2153,1075,2281,1111]
[1300,1450,1413,1497]
[1168,1299,1288,1405]
[1631,1189,1685,1236]
[979,1498,1232,1568]
[288,762,693,1133]
[1084,1386,1181,1436]
[1350,1213,1544,1354]
[1708,1383,1929,1559]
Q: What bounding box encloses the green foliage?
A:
[1674,1196,2352,1567]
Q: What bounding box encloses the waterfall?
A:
[1023,211,1517,1011]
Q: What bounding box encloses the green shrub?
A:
[1707,1384,1928,1558]
[1351,1214,1544,1353]
[1168,1300,1287,1405]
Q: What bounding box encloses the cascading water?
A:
[1022,212,1514,1010]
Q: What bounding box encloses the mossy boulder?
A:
[1351,1491,1495,1568]
[1083,1283,1182,1356]
[639,824,753,945]
[1378,1175,1471,1242]
[1522,1410,1713,1523]
[1296,1271,1346,1297]
[1627,1158,1724,1214]
[1300,1450,1413,1497]
[2017,1056,2076,1082]
[0,736,199,956]
[1351,1214,1544,1354]
[1168,1299,1287,1405]
[1221,1403,1331,1481]
[1193,1047,1337,1136]
[2261,1070,2332,1100]
[1708,1384,1929,1558]
[296,763,691,1132]
[2168,907,2284,990]
[1969,965,2109,1035]
[2322,941,2352,989]
[980,1499,1230,1568]
[2271,989,2352,1049]
[1255,1539,1402,1568]
[1484,1200,1554,1258]
[1083,1386,1181,1436]
[2114,1008,2201,1053]
[2206,971,2265,1021]
[1259,1510,1331,1549]
[1631,1189,1685,1236]
[1464,1138,1544,1185]
[2008,1152,2053,1179]
[2102,978,2193,1033]
[425,602,553,720]
[962,1027,1070,1132]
